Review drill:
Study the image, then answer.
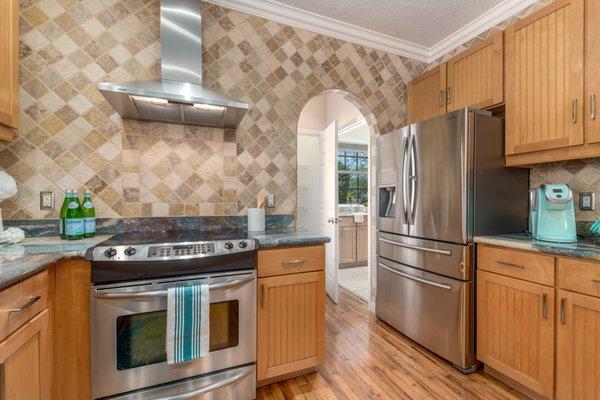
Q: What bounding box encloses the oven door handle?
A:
[154,365,253,400]
[93,275,255,299]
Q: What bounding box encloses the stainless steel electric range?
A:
[86,231,258,400]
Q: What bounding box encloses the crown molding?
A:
[204,0,430,62]
[427,0,538,62]
[206,0,538,64]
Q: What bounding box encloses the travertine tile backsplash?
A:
[0,0,426,220]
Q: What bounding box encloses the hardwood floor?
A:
[257,288,528,400]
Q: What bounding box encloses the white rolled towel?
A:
[0,171,17,200]
[354,213,365,224]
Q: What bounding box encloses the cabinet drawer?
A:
[477,245,554,286]
[0,270,49,342]
[558,257,600,297]
[258,245,325,277]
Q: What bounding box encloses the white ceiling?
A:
[206,0,537,62]
[276,0,502,48]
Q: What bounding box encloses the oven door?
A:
[91,270,256,399]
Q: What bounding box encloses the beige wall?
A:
[1,1,426,220]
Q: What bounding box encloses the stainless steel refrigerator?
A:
[376,108,528,372]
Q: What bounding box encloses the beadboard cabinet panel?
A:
[447,31,504,112]
[257,271,325,382]
[505,0,584,156]
[0,0,19,130]
[407,64,447,124]
[477,270,555,399]
[556,289,600,400]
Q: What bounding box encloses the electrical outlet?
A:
[40,191,55,211]
[579,192,595,211]
[266,194,275,208]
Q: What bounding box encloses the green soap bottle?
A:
[82,190,96,238]
[65,189,84,240]
[59,190,70,239]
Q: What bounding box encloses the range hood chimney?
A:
[98,0,249,129]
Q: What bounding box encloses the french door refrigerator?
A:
[376,108,528,372]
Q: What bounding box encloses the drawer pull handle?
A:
[592,94,597,120]
[542,293,548,319]
[571,98,578,123]
[497,261,525,269]
[592,279,600,284]
[379,238,452,256]
[260,284,266,309]
[282,259,305,266]
[9,296,41,314]
[378,263,452,291]
[560,298,567,325]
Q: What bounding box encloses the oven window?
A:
[116,300,240,370]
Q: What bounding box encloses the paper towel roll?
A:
[248,208,265,232]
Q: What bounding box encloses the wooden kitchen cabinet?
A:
[585,0,600,144]
[505,0,585,164]
[356,224,368,263]
[556,289,600,399]
[0,310,51,400]
[52,259,91,400]
[477,270,555,399]
[447,31,504,112]
[407,64,447,124]
[339,225,356,264]
[256,246,325,385]
[0,0,19,138]
[339,216,368,266]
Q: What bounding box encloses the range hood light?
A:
[131,95,169,105]
[193,103,225,111]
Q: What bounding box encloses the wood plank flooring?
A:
[257,289,528,400]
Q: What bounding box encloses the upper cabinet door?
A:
[505,0,584,155]
[407,64,447,124]
[0,0,19,128]
[447,31,504,112]
[585,0,600,143]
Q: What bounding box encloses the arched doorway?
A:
[296,89,379,309]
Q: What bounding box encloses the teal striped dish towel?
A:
[166,283,210,365]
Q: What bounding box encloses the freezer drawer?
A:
[375,258,475,371]
[377,231,473,280]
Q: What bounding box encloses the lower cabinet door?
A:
[557,289,600,399]
[339,226,357,264]
[257,271,325,382]
[0,310,50,400]
[477,271,554,399]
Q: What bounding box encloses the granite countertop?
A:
[0,229,330,290]
[474,233,600,262]
[0,235,111,290]
[249,228,331,248]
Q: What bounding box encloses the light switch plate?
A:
[579,192,595,211]
[40,191,55,211]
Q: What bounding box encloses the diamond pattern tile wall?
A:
[1,1,426,219]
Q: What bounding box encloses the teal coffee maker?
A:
[530,184,577,243]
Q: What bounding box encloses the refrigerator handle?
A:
[401,135,410,224]
[408,134,418,223]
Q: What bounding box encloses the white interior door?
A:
[320,121,339,303]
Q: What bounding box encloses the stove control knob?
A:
[124,247,136,256]
[239,241,248,249]
[104,247,117,258]
[224,241,234,250]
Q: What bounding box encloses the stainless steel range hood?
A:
[98,0,249,129]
